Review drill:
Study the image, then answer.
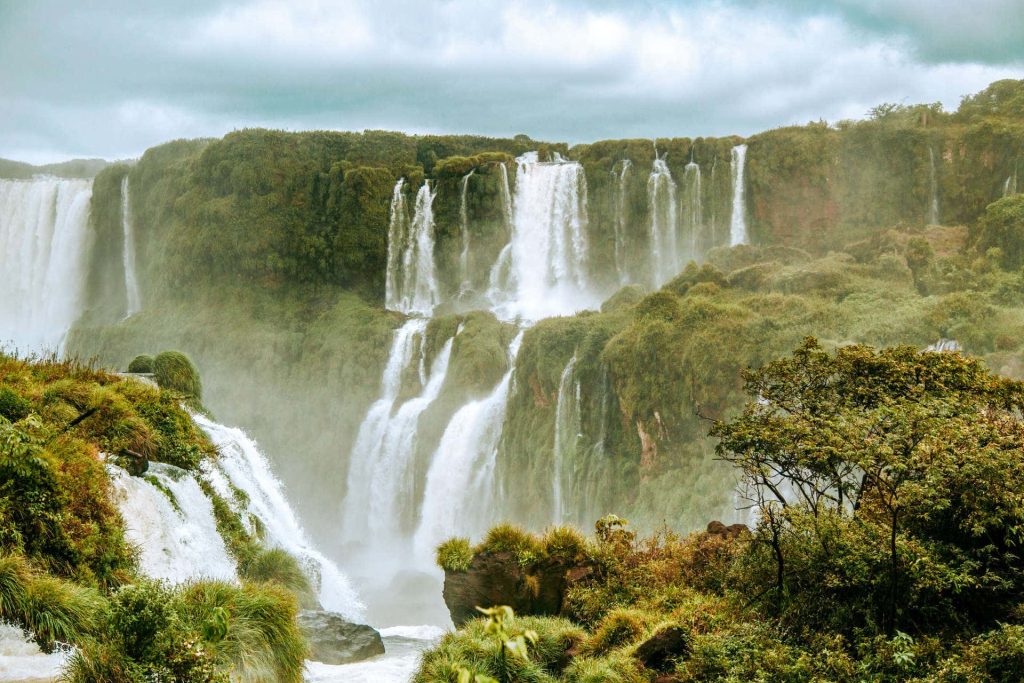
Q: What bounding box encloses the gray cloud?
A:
[1,0,1021,163]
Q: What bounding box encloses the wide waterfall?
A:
[413,332,524,564]
[928,147,941,225]
[195,414,365,620]
[730,144,748,246]
[109,462,238,584]
[0,178,92,353]
[551,355,579,525]
[648,156,679,286]
[385,181,440,314]
[120,175,141,317]
[682,160,703,261]
[490,152,594,320]
[614,159,632,284]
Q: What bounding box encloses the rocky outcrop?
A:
[442,551,592,627]
[706,520,749,539]
[635,625,691,672]
[296,610,384,665]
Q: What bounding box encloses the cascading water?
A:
[385,181,440,314]
[0,178,92,353]
[498,162,514,229]
[458,171,474,295]
[928,147,941,225]
[413,332,524,564]
[1004,168,1018,197]
[195,414,365,620]
[120,175,141,317]
[385,179,409,311]
[682,160,703,261]
[614,159,632,284]
[551,355,579,525]
[648,156,679,286]
[109,462,238,583]
[490,152,594,320]
[730,144,748,246]
[342,320,457,569]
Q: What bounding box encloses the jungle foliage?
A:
[425,340,1024,681]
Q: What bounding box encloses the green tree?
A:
[712,338,1024,635]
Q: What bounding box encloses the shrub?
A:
[176,581,307,683]
[239,548,316,608]
[540,526,590,562]
[152,351,203,402]
[974,195,1024,269]
[436,537,474,573]
[127,355,155,373]
[479,523,543,567]
[583,609,656,655]
[0,387,30,422]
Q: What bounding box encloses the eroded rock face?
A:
[442,551,589,627]
[297,610,384,665]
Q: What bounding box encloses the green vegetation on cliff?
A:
[425,340,1024,682]
[0,354,309,682]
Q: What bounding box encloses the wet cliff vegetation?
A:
[424,341,1024,682]
[65,80,1024,555]
[0,354,308,682]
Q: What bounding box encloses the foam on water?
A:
[108,462,237,584]
[195,414,365,621]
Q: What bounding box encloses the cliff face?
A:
[65,80,1024,539]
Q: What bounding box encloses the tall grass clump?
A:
[176,580,307,683]
[436,537,473,573]
[152,350,203,403]
[126,355,154,373]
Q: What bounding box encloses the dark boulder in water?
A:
[296,610,384,664]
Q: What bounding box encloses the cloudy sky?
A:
[2,0,1022,164]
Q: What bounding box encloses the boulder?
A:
[706,520,748,539]
[635,625,691,672]
[297,610,384,664]
[442,551,590,627]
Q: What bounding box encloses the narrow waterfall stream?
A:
[682,160,703,261]
[120,175,141,317]
[730,143,748,246]
[648,156,679,286]
[551,355,579,525]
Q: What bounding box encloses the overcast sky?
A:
[2,0,1023,164]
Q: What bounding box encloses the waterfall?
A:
[385,179,409,311]
[109,462,238,584]
[490,152,594,320]
[342,319,457,564]
[682,160,703,261]
[551,355,579,525]
[120,175,142,317]
[498,162,514,230]
[729,144,748,246]
[413,332,524,564]
[1005,167,1018,197]
[928,147,941,225]
[385,181,439,314]
[614,159,632,284]
[0,624,71,680]
[648,156,679,286]
[458,171,474,295]
[195,414,365,620]
[0,178,93,353]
